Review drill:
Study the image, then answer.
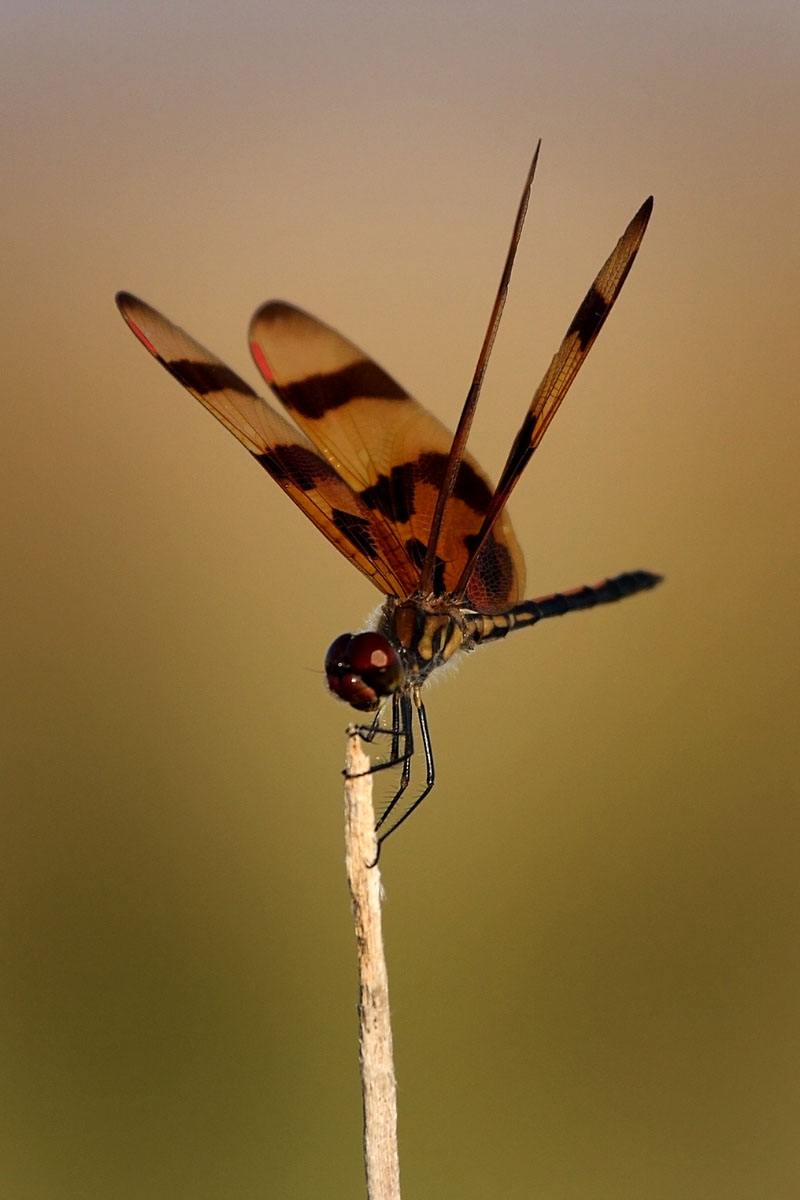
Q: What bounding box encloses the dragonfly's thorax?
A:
[379,596,472,684]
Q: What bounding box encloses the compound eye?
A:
[346,633,403,692]
[324,634,354,676]
[324,632,404,711]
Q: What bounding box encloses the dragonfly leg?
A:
[347,693,413,780]
[373,693,415,831]
[377,693,436,847]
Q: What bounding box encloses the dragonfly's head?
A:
[324,633,405,712]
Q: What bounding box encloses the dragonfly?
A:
[116,147,660,847]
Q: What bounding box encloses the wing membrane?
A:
[116,292,411,595]
[249,302,525,609]
[453,196,653,598]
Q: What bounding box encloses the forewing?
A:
[249,302,525,608]
[115,292,411,596]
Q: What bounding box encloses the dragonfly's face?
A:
[325,632,405,712]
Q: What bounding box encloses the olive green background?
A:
[3,1,798,1196]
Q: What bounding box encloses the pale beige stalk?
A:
[344,731,401,1200]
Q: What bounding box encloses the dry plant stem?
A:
[344,730,401,1200]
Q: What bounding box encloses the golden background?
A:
[3,1,798,1195]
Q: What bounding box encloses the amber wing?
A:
[116,292,411,595]
[453,196,654,599]
[248,303,525,610]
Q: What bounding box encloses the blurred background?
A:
[3,1,798,1196]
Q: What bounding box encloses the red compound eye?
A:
[324,632,404,712]
[346,633,398,675]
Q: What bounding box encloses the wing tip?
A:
[116,291,152,324]
[636,195,654,226]
[115,290,138,313]
[250,299,298,327]
[115,292,160,356]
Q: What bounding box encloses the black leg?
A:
[356,708,385,744]
[374,693,415,832]
[348,693,414,782]
[376,694,437,847]
[389,690,402,763]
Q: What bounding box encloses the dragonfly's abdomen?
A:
[466,569,662,647]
